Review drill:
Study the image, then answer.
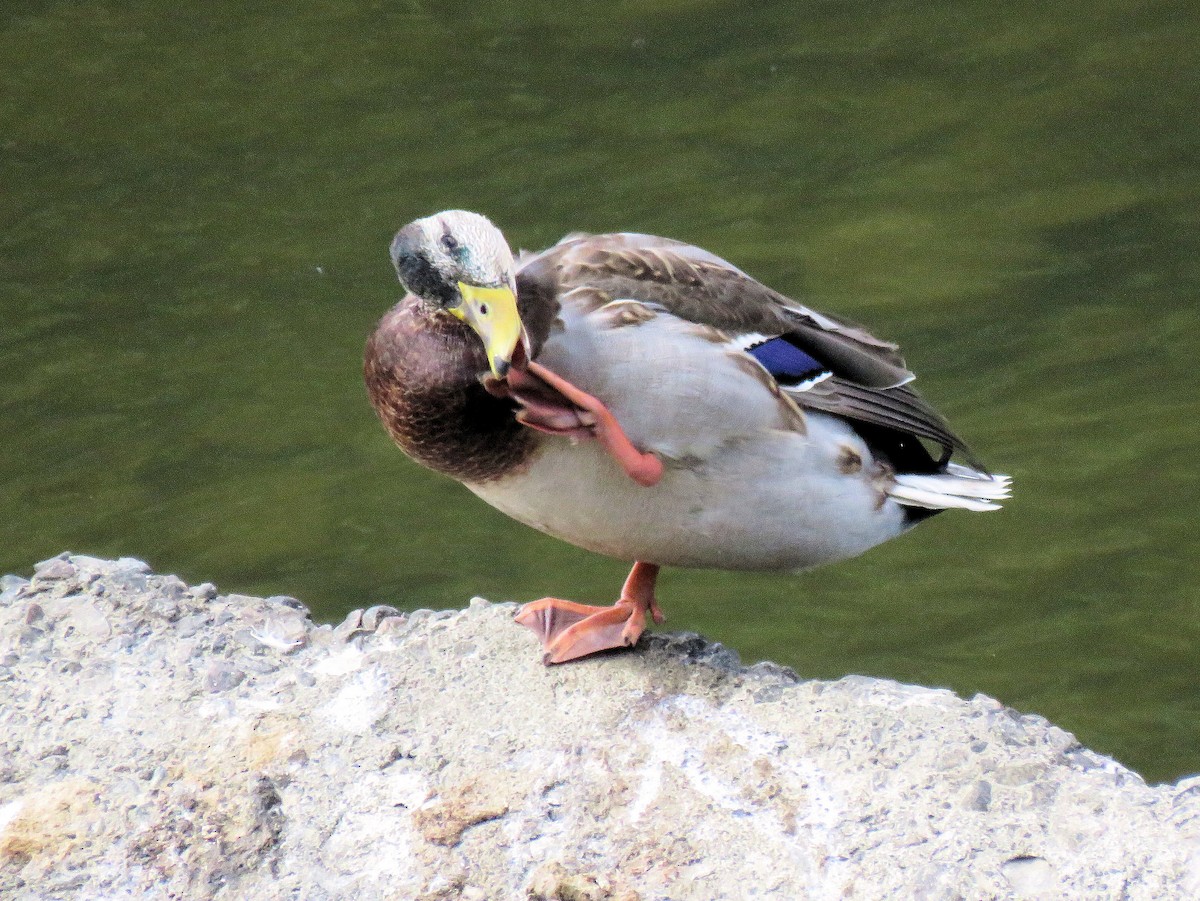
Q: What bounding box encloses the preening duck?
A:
[365,210,1010,664]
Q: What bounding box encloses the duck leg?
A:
[515,562,664,664]
[492,360,664,488]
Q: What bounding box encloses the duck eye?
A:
[441,234,459,253]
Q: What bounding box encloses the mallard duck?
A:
[365,210,1010,664]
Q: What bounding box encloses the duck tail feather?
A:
[889,468,1011,512]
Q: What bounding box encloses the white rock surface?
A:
[1,554,1199,900]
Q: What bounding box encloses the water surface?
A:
[2,1,1198,782]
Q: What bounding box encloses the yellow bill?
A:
[450,282,524,378]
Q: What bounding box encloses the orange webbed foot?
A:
[514,562,663,665]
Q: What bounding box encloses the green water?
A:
[2,1,1198,782]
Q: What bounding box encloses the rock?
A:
[0,575,30,606]
[413,776,510,847]
[1,555,1198,900]
[31,558,75,583]
[204,661,247,692]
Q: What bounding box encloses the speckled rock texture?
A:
[2,555,1199,900]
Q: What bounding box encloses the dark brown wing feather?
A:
[798,379,977,466]
[517,231,977,466]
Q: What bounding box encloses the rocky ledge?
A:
[1,554,1198,900]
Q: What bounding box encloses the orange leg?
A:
[524,361,664,488]
[514,562,664,664]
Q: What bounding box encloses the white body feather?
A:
[469,416,906,571]
[467,297,1007,572]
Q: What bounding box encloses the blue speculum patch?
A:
[747,337,828,384]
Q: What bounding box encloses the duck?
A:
[364,210,1010,665]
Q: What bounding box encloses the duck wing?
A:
[517,232,976,468]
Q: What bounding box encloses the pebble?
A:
[362,605,401,631]
[108,570,149,592]
[34,558,77,581]
[267,595,309,614]
[966,780,993,812]
[149,598,182,622]
[205,662,246,692]
[176,612,210,638]
[0,574,30,605]
[160,576,187,599]
[222,594,261,609]
[333,608,365,642]
[189,583,218,601]
[405,609,435,631]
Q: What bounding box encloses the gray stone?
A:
[68,555,123,573]
[106,569,148,592]
[204,661,246,692]
[189,582,219,601]
[31,558,75,582]
[112,556,151,574]
[0,575,30,606]
[332,607,365,641]
[1,554,1199,901]
[266,594,308,614]
[239,657,278,675]
[362,604,402,631]
[157,576,188,601]
[175,612,210,638]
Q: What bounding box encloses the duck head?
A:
[390,210,527,378]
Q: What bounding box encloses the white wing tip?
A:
[889,470,1012,512]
